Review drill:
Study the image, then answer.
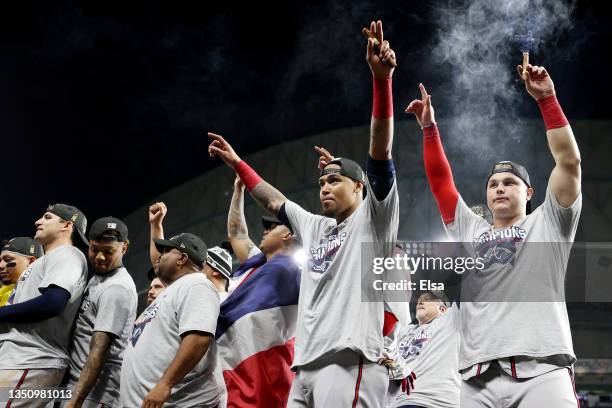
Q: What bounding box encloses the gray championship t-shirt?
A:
[391,307,460,408]
[67,267,137,407]
[284,177,399,367]
[0,245,88,369]
[120,273,220,408]
[447,187,582,377]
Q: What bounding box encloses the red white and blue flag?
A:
[216,252,301,408]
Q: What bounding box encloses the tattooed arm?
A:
[66,331,113,408]
[228,177,258,264]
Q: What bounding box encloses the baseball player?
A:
[0,237,44,306]
[120,233,221,408]
[405,61,581,406]
[63,217,138,408]
[217,176,301,407]
[386,290,460,408]
[209,20,403,407]
[0,204,89,407]
[147,268,167,306]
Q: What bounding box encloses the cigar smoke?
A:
[428,0,574,176]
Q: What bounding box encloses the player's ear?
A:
[27,256,36,265]
[122,240,130,255]
[526,186,534,201]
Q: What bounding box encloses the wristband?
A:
[235,161,263,192]
[537,94,569,130]
[373,77,393,119]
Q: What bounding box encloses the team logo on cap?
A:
[71,213,79,222]
[29,245,35,254]
[107,222,117,229]
[495,162,513,171]
[180,243,186,249]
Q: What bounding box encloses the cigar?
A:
[522,51,529,79]
[362,27,397,68]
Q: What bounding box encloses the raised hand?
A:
[366,20,396,79]
[208,132,242,168]
[517,64,555,100]
[314,146,334,170]
[234,175,244,191]
[149,202,167,226]
[405,83,436,128]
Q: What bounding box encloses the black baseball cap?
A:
[420,290,451,307]
[89,217,129,242]
[487,161,532,214]
[320,158,366,184]
[262,216,293,234]
[47,203,88,246]
[2,237,44,258]
[154,233,208,266]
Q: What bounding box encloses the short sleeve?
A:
[283,200,325,243]
[365,176,399,225]
[38,246,87,298]
[444,196,488,242]
[94,285,137,337]
[540,187,582,241]
[176,281,220,337]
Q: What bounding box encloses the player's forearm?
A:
[369,77,394,160]
[423,124,459,224]
[149,222,164,267]
[235,160,287,215]
[71,331,112,405]
[228,184,249,239]
[158,332,212,388]
[539,95,581,170]
[228,184,256,263]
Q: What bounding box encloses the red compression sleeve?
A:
[423,124,459,224]
[383,311,398,337]
[235,160,263,192]
[373,77,393,119]
[537,94,569,130]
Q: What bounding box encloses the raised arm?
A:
[227,177,257,264]
[148,202,167,267]
[406,84,459,224]
[208,132,287,215]
[518,64,581,206]
[367,20,396,160]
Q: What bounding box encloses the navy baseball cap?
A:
[2,237,44,258]
[487,161,532,214]
[154,233,208,267]
[261,216,293,234]
[47,203,88,247]
[89,217,129,242]
[320,158,365,184]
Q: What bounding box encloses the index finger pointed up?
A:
[207,132,227,144]
[419,83,429,101]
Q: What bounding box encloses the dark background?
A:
[2,0,610,238]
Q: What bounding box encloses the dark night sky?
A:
[2,1,611,238]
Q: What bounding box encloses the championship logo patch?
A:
[474,226,526,268]
[130,303,159,346]
[309,227,347,273]
[399,329,432,359]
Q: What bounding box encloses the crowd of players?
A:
[0,20,582,408]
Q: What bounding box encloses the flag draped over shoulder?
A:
[216,252,301,408]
